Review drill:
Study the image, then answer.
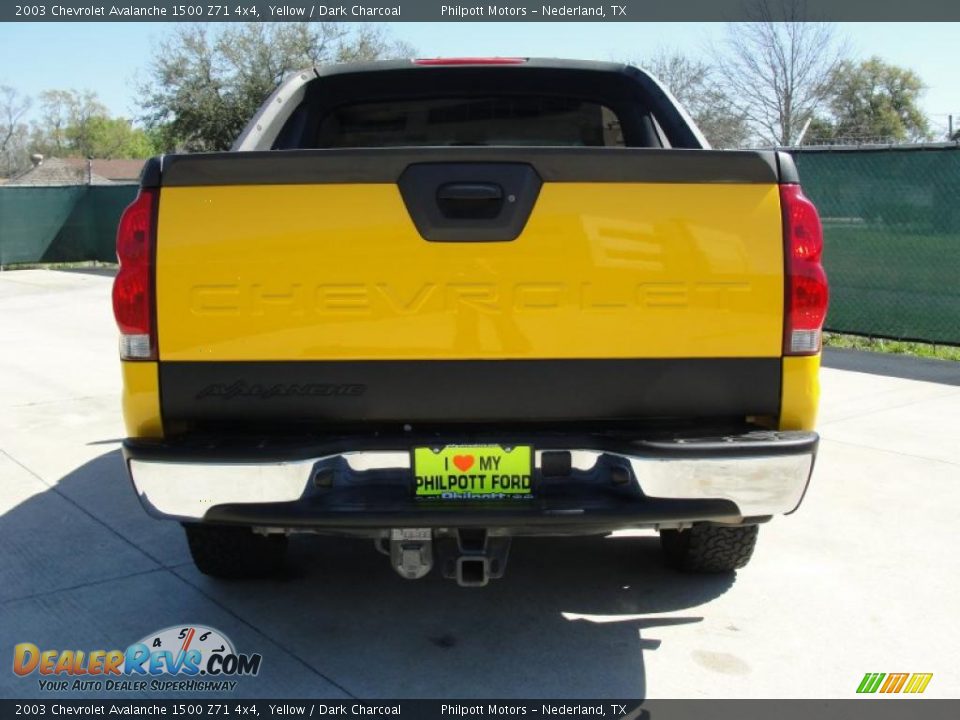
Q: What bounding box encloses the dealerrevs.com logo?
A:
[13,625,262,693]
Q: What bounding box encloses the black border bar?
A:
[2,700,958,718]
[5,1,960,22]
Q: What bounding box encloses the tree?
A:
[31,89,107,157]
[807,58,929,144]
[799,116,838,145]
[138,23,415,152]
[30,89,155,159]
[0,85,31,176]
[33,90,107,156]
[78,117,157,158]
[713,0,846,146]
[639,50,751,148]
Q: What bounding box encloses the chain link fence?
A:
[791,144,960,345]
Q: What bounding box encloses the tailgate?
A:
[154,148,785,425]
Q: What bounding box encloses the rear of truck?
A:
[114,59,828,584]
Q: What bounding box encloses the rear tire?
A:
[660,524,759,573]
[184,524,287,579]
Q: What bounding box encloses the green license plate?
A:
[413,444,533,499]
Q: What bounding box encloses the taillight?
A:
[780,184,829,355]
[412,57,527,65]
[112,188,157,360]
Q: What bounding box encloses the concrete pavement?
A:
[1,269,958,699]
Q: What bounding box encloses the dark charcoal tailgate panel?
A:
[154,148,782,187]
[159,358,781,425]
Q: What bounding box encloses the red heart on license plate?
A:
[453,454,475,472]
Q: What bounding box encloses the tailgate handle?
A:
[436,182,504,220]
[399,163,541,242]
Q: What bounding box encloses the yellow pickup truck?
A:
[114,59,827,585]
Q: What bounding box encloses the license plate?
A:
[413,444,533,499]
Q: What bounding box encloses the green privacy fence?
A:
[0,184,137,266]
[791,144,960,345]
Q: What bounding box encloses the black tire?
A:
[184,524,287,579]
[660,524,759,573]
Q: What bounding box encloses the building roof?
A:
[61,158,145,182]
[6,157,119,186]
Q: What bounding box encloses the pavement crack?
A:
[7,394,118,409]
[1,568,166,606]
[0,448,166,568]
[819,387,960,426]
[169,567,358,699]
[820,437,960,469]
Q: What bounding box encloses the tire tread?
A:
[660,524,759,573]
[184,524,287,579]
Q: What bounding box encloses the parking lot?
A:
[1,268,958,699]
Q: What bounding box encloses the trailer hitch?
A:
[382,528,512,586]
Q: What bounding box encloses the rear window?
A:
[315,96,625,148]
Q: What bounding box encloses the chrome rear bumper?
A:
[124,431,817,527]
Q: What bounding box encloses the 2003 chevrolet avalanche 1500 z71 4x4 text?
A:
[114,58,828,585]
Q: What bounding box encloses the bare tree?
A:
[713,0,846,146]
[0,85,31,177]
[639,50,751,148]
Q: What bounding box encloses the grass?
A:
[824,332,960,361]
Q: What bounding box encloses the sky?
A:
[1,21,958,139]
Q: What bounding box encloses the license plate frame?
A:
[412,444,534,500]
